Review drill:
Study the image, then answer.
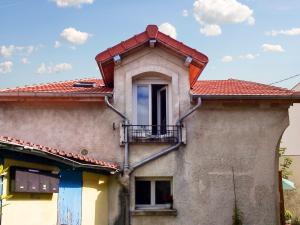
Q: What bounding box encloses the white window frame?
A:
[133,80,170,126]
[135,177,173,209]
[134,84,152,125]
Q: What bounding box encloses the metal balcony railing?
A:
[123,125,180,143]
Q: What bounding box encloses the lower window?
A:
[135,177,173,209]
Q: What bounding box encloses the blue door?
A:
[58,169,82,225]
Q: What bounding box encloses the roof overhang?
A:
[0,140,119,174]
[0,92,113,102]
[191,93,300,104]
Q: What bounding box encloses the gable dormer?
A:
[95,25,209,88]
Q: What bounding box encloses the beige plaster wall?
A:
[130,105,288,225]
[0,101,122,164]
[281,103,300,155]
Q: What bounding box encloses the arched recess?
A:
[125,65,180,124]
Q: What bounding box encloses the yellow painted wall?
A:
[82,172,108,225]
[1,159,59,225]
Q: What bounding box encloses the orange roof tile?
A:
[0,78,112,94]
[0,136,119,171]
[0,78,298,101]
[192,79,297,98]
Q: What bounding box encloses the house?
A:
[281,83,300,218]
[0,25,299,225]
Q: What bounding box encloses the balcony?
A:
[122,125,180,143]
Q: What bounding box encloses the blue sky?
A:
[0,0,300,89]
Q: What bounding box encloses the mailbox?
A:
[10,167,59,194]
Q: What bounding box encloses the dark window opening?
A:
[135,180,151,205]
[155,181,171,204]
[151,84,167,134]
[135,179,172,207]
[73,81,96,88]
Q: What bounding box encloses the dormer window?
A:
[135,84,168,130]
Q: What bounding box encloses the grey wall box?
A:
[10,167,59,193]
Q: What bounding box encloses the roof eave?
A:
[191,94,300,102]
[0,142,119,174]
[0,92,113,102]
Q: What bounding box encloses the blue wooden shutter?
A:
[58,169,82,225]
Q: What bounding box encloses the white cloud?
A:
[239,53,259,60]
[36,62,72,74]
[54,41,61,48]
[200,24,222,36]
[0,45,15,57]
[54,0,94,8]
[159,23,177,39]
[182,9,189,17]
[262,44,285,53]
[60,27,91,45]
[222,55,233,62]
[21,58,30,64]
[266,28,300,36]
[53,63,72,73]
[0,61,13,74]
[193,0,255,36]
[0,45,41,58]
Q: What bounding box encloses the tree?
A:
[279,146,293,179]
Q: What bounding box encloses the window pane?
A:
[135,180,151,205]
[155,181,171,204]
[137,86,149,125]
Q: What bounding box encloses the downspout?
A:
[105,96,130,170]
[131,97,202,170]
[104,96,131,225]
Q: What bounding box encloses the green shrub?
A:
[285,210,293,220]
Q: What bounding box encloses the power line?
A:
[269,73,300,85]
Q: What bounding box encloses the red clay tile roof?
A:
[0,136,119,171]
[0,78,112,94]
[0,78,113,102]
[192,79,297,98]
[95,25,209,88]
[0,78,298,101]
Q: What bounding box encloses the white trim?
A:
[134,84,151,125]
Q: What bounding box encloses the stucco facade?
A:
[0,25,297,225]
